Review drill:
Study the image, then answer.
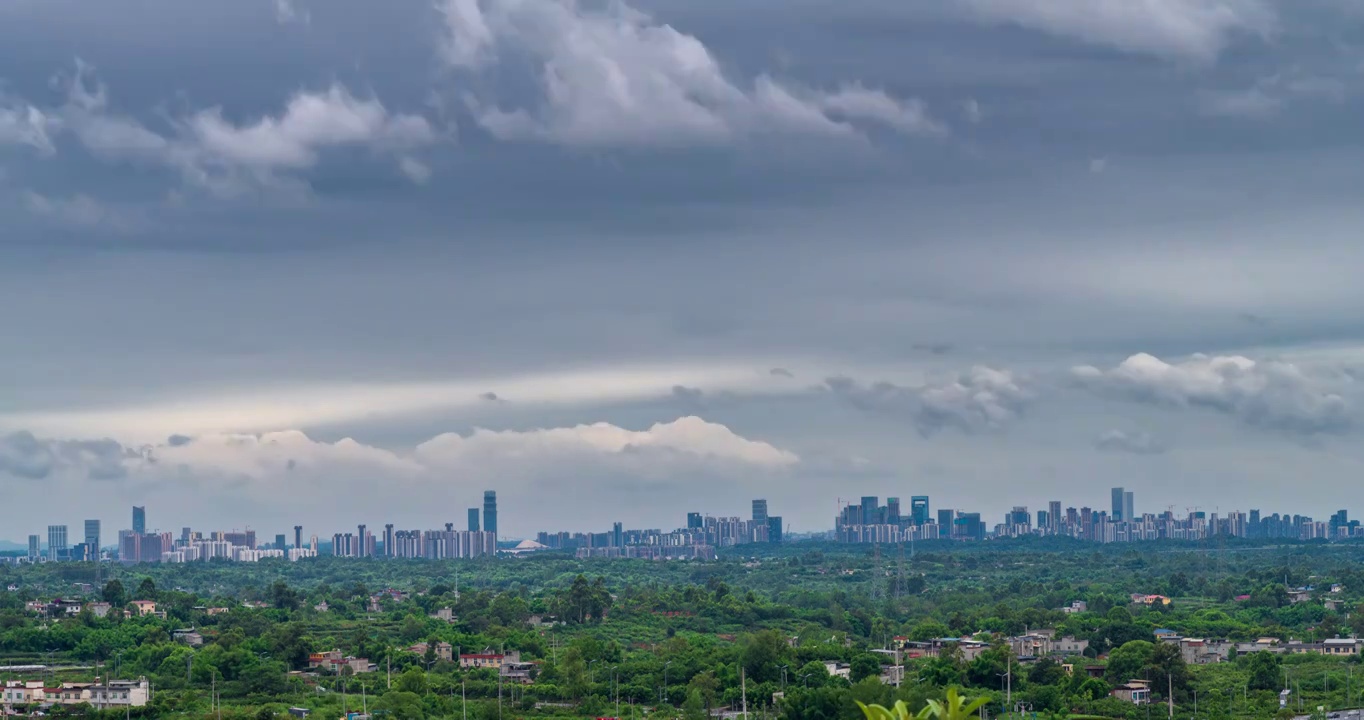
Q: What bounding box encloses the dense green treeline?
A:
[0,540,1362,718]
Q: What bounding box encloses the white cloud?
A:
[274,0,310,26]
[399,156,433,184]
[1094,429,1169,455]
[959,0,1275,63]
[0,362,791,443]
[1198,85,1282,117]
[1073,352,1351,435]
[185,85,434,170]
[40,61,437,195]
[1199,68,1350,118]
[0,99,58,154]
[825,366,1032,436]
[416,415,797,467]
[440,0,945,147]
[22,191,131,230]
[0,431,130,480]
[1,418,797,534]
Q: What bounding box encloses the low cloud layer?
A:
[11,61,436,196]
[0,417,796,534]
[960,0,1275,63]
[1073,353,1352,436]
[826,367,1031,437]
[440,0,946,148]
[1094,429,1169,455]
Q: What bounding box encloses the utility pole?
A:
[463,677,467,720]
[1168,674,1174,720]
[742,666,748,720]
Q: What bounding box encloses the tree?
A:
[101,579,126,607]
[373,690,426,720]
[741,629,791,683]
[135,577,157,601]
[1027,658,1066,687]
[683,689,708,720]
[689,670,720,710]
[399,614,425,643]
[1105,640,1153,684]
[395,666,428,695]
[851,654,883,683]
[1245,651,1282,692]
[269,581,299,611]
[558,646,588,699]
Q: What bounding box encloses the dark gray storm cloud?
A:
[4,0,1364,533]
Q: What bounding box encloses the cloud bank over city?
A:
[4,0,1364,536]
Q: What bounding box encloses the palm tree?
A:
[857,688,990,720]
[919,687,991,720]
[857,699,916,720]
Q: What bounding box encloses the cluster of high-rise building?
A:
[833,487,1364,544]
[19,490,499,564]
[328,490,499,560]
[535,499,784,559]
[16,486,1364,564]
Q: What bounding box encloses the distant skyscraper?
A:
[132,506,146,535]
[860,496,879,525]
[27,535,39,561]
[751,499,768,524]
[468,508,480,532]
[1048,500,1062,533]
[483,490,497,539]
[1110,487,1125,522]
[937,508,955,533]
[911,496,930,526]
[384,524,395,557]
[687,512,703,530]
[613,522,624,548]
[275,534,286,550]
[84,519,100,550]
[886,498,901,525]
[767,516,783,543]
[48,525,68,561]
[294,525,303,550]
[1124,491,1134,523]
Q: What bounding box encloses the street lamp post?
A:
[662,661,674,704]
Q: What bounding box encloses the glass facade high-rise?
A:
[937,508,955,533]
[886,498,901,525]
[860,496,879,526]
[1110,487,1125,522]
[767,516,783,543]
[910,496,930,526]
[1048,500,1062,533]
[483,490,498,539]
[47,525,68,561]
[751,499,768,524]
[27,535,39,561]
[687,512,703,529]
[468,508,480,532]
[84,519,100,550]
[132,506,146,535]
[1124,491,1135,523]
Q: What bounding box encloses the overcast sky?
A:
[4,0,1364,541]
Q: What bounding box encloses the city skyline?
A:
[11,486,1364,555]
[5,2,1364,547]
